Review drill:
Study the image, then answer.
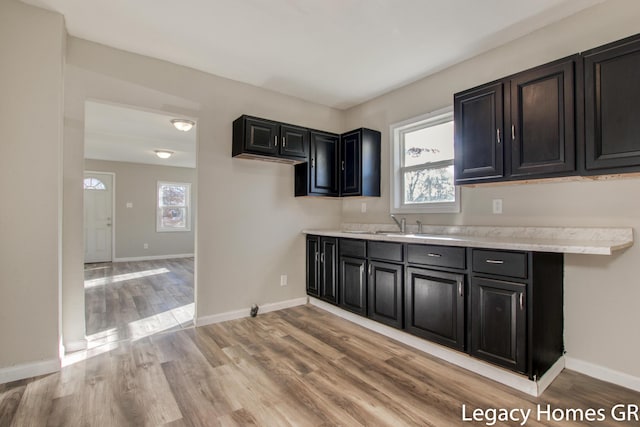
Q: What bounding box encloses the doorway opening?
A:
[82,101,197,351]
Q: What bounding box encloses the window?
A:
[157,181,191,232]
[83,177,106,190]
[390,107,459,214]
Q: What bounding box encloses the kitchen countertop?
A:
[302,225,634,255]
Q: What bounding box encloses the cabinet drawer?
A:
[407,244,465,270]
[472,249,528,279]
[340,238,366,258]
[368,241,403,262]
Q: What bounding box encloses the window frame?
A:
[157,181,192,232]
[390,107,460,214]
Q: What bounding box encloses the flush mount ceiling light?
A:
[155,150,173,159]
[170,118,195,132]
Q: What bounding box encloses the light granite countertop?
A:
[302,224,634,255]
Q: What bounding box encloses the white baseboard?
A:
[0,358,60,385]
[113,253,194,262]
[565,356,640,393]
[310,297,563,397]
[63,339,88,353]
[196,297,308,327]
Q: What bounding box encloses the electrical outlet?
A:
[361,202,367,213]
[280,274,288,287]
[143,243,149,249]
[492,199,503,214]
[126,202,133,208]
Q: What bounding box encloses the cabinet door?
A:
[510,57,576,177]
[340,130,362,196]
[306,235,320,297]
[339,256,367,316]
[310,131,339,196]
[470,277,526,373]
[405,267,465,351]
[368,261,403,329]
[584,35,640,171]
[320,237,338,304]
[279,124,309,160]
[244,117,279,155]
[454,82,504,183]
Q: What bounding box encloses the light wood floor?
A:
[1,305,639,426]
[84,258,194,347]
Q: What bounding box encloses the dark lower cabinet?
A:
[405,267,465,351]
[319,237,338,304]
[306,235,338,304]
[584,34,640,173]
[339,256,367,316]
[470,277,527,373]
[368,260,403,329]
[306,235,320,297]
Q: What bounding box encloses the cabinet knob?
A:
[496,129,501,144]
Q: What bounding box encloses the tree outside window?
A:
[157,181,191,232]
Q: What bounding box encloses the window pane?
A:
[403,121,454,167]
[83,177,106,190]
[404,165,455,204]
[160,207,187,229]
[159,185,186,207]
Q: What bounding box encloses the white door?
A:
[84,172,113,263]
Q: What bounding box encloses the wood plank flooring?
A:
[84,258,194,347]
[2,304,640,426]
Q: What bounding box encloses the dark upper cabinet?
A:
[368,260,403,329]
[584,34,640,173]
[470,277,527,373]
[295,131,340,196]
[279,124,309,159]
[296,128,380,197]
[306,235,320,297]
[340,129,381,197]
[232,115,308,163]
[405,267,465,351]
[454,82,504,183]
[454,56,579,184]
[509,57,577,177]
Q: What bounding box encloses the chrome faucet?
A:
[390,214,406,233]
[416,220,423,234]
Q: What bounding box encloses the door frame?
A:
[84,170,116,263]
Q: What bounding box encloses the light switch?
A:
[492,199,503,214]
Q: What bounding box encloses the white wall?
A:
[343,0,640,378]
[63,36,344,342]
[85,160,196,259]
[0,0,65,371]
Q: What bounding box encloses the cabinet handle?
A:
[341,160,345,171]
[320,253,325,263]
[458,281,463,297]
[368,264,372,276]
[282,136,286,147]
[311,158,315,168]
[511,125,516,141]
[496,129,501,144]
[485,259,504,264]
[519,292,524,310]
[315,252,319,262]
[427,253,441,258]
[274,135,278,147]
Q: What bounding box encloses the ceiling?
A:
[23,0,603,109]
[85,102,197,168]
